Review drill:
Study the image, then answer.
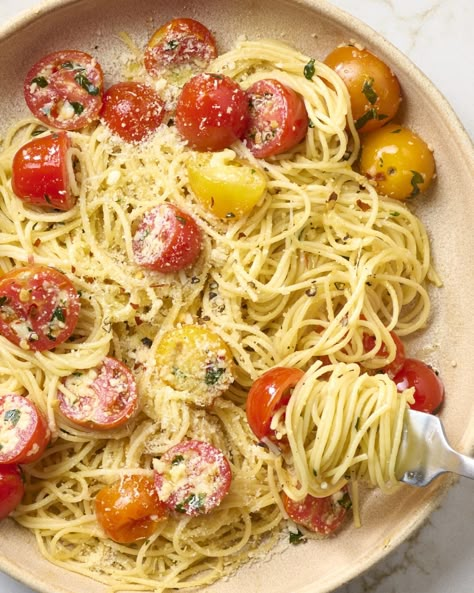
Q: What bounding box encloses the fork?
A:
[395,409,474,487]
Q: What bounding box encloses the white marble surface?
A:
[0,1,472,593]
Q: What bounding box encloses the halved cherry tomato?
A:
[175,73,248,151]
[0,394,50,464]
[282,488,351,535]
[101,82,165,143]
[359,123,436,200]
[324,46,401,133]
[244,79,309,158]
[11,132,75,211]
[154,440,232,516]
[144,18,217,77]
[95,474,168,543]
[58,357,138,430]
[24,50,103,130]
[132,203,202,273]
[246,367,304,442]
[0,265,80,351]
[155,325,234,406]
[362,330,405,378]
[393,358,444,414]
[187,151,267,219]
[0,465,24,520]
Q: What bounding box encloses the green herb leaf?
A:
[362,77,378,105]
[205,366,225,386]
[390,211,400,217]
[355,108,388,130]
[31,76,48,88]
[51,307,65,323]
[164,40,179,51]
[175,492,206,513]
[61,61,75,69]
[4,409,21,426]
[304,58,316,80]
[0,296,8,306]
[171,455,185,465]
[409,170,424,197]
[175,215,187,225]
[70,101,85,115]
[391,128,402,134]
[338,491,353,510]
[74,72,100,95]
[141,337,153,348]
[32,128,47,136]
[289,529,305,545]
[308,120,315,128]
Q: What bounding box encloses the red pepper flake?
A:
[356,199,371,212]
[34,238,41,247]
[71,265,76,273]
[130,303,139,310]
[134,316,143,326]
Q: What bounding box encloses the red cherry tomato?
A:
[132,203,202,273]
[0,465,24,520]
[24,50,103,130]
[100,82,165,143]
[95,474,168,543]
[11,132,75,211]
[282,488,351,535]
[175,73,248,151]
[244,79,309,158]
[0,394,50,464]
[154,440,232,516]
[393,358,445,414]
[144,18,217,77]
[58,357,138,430]
[0,265,80,351]
[246,367,304,441]
[362,330,405,378]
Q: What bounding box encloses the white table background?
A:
[0,1,472,592]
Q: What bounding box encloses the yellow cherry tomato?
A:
[359,123,435,200]
[155,325,234,406]
[187,150,267,219]
[324,46,402,133]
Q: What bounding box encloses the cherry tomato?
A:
[155,325,234,406]
[24,50,103,130]
[282,488,351,535]
[132,203,202,273]
[175,73,248,151]
[324,46,401,133]
[246,367,304,442]
[154,440,232,516]
[100,82,165,143]
[244,79,308,158]
[362,330,405,378]
[0,265,80,351]
[0,465,24,520]
[187,152,267,219]
[359,123,436,200]
[144,18,217,77]
[11,132,75,211]
[0,394,50,464]
[58,357,138,430]
[393,358,444,414]
[95,474,168,543]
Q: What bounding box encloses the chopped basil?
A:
[141,337,153,348]
[0,296,8,306]
[70,101,85,115]
[31,76,48,88]
[4,409,21,426]
[362,77,378,105]
[308,120,315,128]
[289,529,305,545]
[61,61,75,69]
[32,128,47,136]
[354,417,360,430]
[304,58,316,80]
[391,128,402,134]
[390,211,400,217]
[51,307,65,323]
[409,170,424,197]
[164,40,179,51]
[74,72,100,95]
[175,492,206,513]
[313,468,317,476]
[338,492,353,510]
[175,215,187,225]
[171,455,185,465]
[205,366,225,385]
[355,108,388,130]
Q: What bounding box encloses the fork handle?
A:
[443,448,474,480]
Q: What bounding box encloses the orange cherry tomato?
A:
[95,474,168,544]
[324,45,401,133]
[394,358,444,414]
[0,465,25,520]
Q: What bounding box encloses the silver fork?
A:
[395,409,474,487]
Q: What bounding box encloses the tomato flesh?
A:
[58,357,138,430]
[0,265,80,351]
[362,330,405,378]
[246,367,304,441]
[244,79,308,158]
[0,465,24,520]
[154,440,232,516]
[176,73,248,151]
[282,488,350,535]
[132,203,202,273]
[101,82,165,143]
[12,132,75,211]
[95,474,168,543]
[394,358,444,414]
[24,50,103,130]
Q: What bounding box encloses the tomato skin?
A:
[246,367,304,441]
[11,132,74,211]
[95,474,168,544]
[58,357,139,430]
[359,123,436,200]
[362,330,405,378]
[144,18,217,77]
[393,358,445,414]
[324,46,401,133]
[0,394,50,464]
[24,50,103,130]
[282,488,350,535]
[244,79,309,158]
[0,465,24,520]
[154,440,232,516]
[0,265,80,351]
[132,203,202,273]
[175,73,248,151]
[101,82,165,143]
